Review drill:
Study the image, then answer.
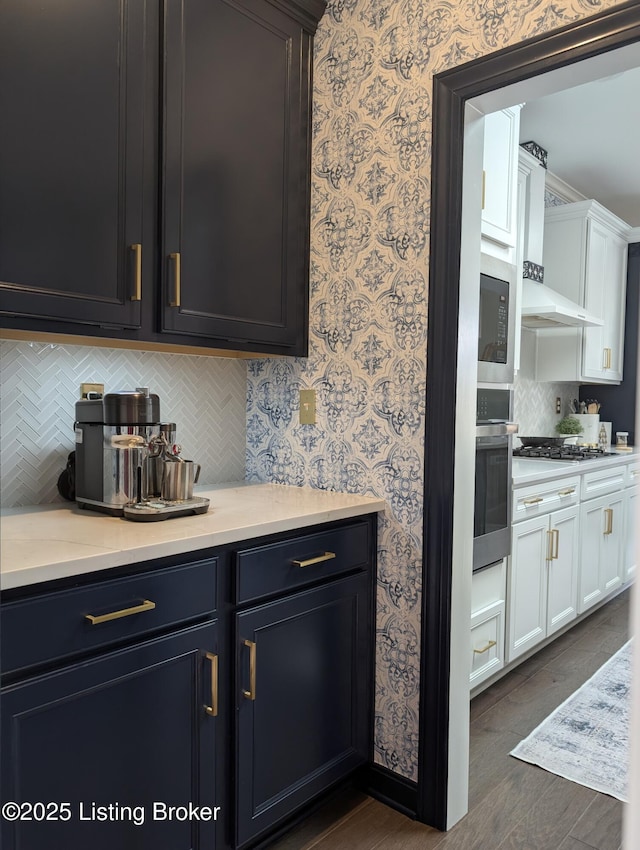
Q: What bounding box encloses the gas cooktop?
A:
[513,444,616,461]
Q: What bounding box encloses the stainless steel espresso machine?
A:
[74,388,209,521]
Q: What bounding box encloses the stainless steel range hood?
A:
[520,280,604,328]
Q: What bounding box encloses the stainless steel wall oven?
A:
[474,388,518,572]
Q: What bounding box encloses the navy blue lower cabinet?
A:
[235,573,371,848]
[1,621,219,850]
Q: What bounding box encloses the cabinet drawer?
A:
[235,521,371,604]
[513,476,580,520]
[626,461,640,487]
[1,559,217,676]
[471,560,506,615]
[470,601,504,688]
[581,464,627,500]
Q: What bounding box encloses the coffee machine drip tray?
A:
[123,496,210,522]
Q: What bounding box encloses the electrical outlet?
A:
[80,382,105,399]
[299,389,316,425]
[555,397,562,414]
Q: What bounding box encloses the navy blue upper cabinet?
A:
[0,0,325,355]
[161,0,311,352]
[0,0,148,329]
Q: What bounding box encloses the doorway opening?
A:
[419,0,640,831]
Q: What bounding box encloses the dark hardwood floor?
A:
[270,589,630,850]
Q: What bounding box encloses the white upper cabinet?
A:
[481,106,522,262]
[535,200,631,384]
[514,146,546,372]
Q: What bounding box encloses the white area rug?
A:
[510,640,632,802]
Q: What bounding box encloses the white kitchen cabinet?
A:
[507,502,579,662]
[470,560,506,688]
[624,485,638,582]
[535,200,631,384]
[578,490,625,613]
[481,106,522,262]
[517,147,546,266]
[514,146,546,372]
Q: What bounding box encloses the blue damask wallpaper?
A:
[247,0,623,780]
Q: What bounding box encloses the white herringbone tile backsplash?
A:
[0,340,247,508]
[513,372,579,443]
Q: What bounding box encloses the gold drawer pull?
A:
[292,551,336,568]
[242,639,256,701]
[130,243,142,301]
[558,488,575,496]
[473,640,496,655]
[169,252,181,307]
[204,652,218,717]
[85,599,155,625]
[523,496,543,506]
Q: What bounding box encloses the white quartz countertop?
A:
[512,446,640,487]
[1,483,386,591]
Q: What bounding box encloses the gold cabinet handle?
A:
[546,529,554,561]
[473,640,496,655]
[604,508,614,535]
[85,599,155,625]
[603,347,612,369]
[204,652,218,717]
[552,528,559,559]
[523,496,543,506]
[292,551,336,568]
[130,243,142,301]
[242,639,256,701]
[558,488,576,497]
[607,348,612,369]
[169,252,181,307]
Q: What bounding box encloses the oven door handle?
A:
[476,422,519,438]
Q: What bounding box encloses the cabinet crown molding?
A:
[544,198,633,239]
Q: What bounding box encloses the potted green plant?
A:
[556,415,583,444]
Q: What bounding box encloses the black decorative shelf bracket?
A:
[523,260,544,283]
[520,140,548,169]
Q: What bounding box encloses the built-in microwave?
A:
[477,254,517,384]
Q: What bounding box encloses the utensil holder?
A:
[573,413,600,445]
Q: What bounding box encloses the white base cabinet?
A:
[579,491,625,613]
[624,485,638,582]
[507,504,579,663]
[470,561,506,688]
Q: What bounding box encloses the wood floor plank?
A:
[569,793,623,850]
[470,671,528,723]
[431,762,559,850]
[557,837,598,850]
[467,729,522,809]
[305,798,430,850]
[491,774,596,850]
